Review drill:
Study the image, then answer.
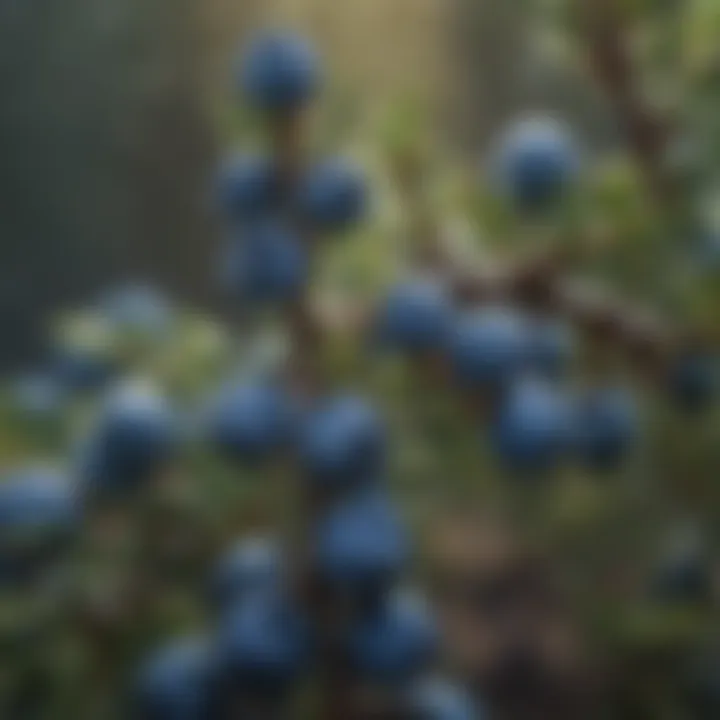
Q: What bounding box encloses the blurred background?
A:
[0,0,620,370]
[1,1,719,719]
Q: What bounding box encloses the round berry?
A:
[493,116,580,211]
[215,153,278,223]
[314,488,408,594]
[375,278,453,355]
[299,158,367,233]
[220,221,308,304]
[239,32,319,113]
[350,589,438,685]
[0,466,78,540]
[448,306,530,390]
[0,466,78,586]
[134,636,214,720]
[492,377,573,474]
[78,381,177,497]
[209,536,281,614]
[206,379,297,464]
[299,394,386,490]
[215,588,310,694]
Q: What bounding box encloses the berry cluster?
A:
[1,21,719,720]
[134,33,477,719]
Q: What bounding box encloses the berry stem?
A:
[267,107,358,720]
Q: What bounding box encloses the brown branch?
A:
[582,0,675,207]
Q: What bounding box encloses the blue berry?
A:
[299,159,367,232]
[0,466,78,586]
[494,116,580,211]
[209,536,281,613]
[573,385,638,471]
[206,380,297,464]
[239,33,319,113]
[408,677,479,720]
[299,394,386,490]
[215,589,310,693]
[0,466,78,539]
[669,353,717,414]
[448,306,530,390]
[350,590,438,685]
[375,278,453,355]
[492,377,573,473]
[314,488,408,593]
[134,636,214,720]
[220,221,308,304]
[78,381,177,497]
[215,153,278,223]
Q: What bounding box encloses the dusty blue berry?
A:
[493,116,580,211]
[492,377,573,474]
[448,306,530,390]
[220,221,308,304]
[239,32,319,113]
[375,278,453,355]
[207,380,297,464]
